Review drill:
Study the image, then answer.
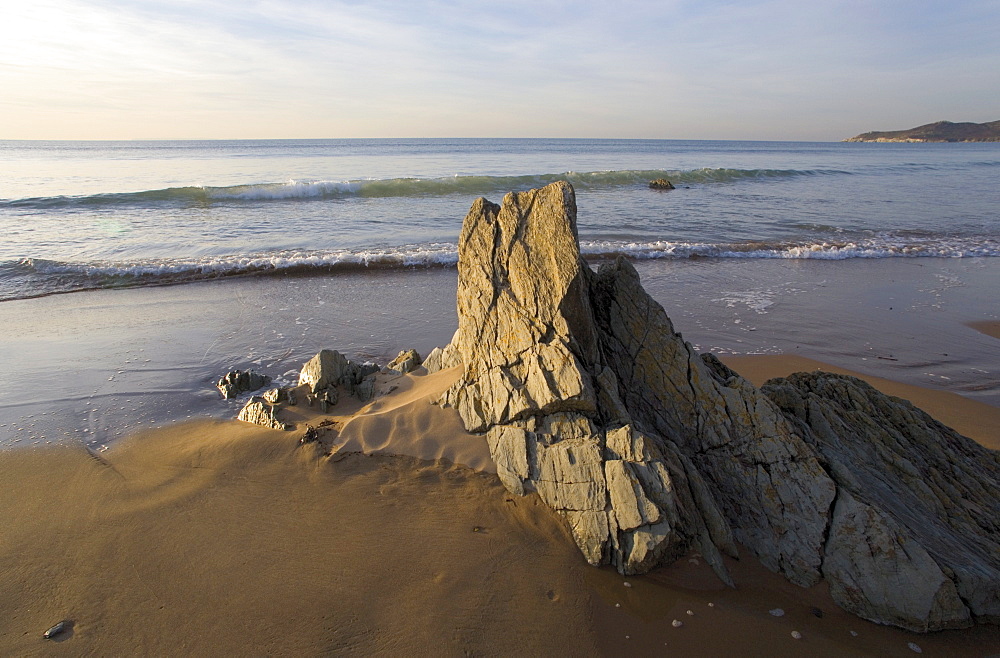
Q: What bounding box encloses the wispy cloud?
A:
[1,0,998,139]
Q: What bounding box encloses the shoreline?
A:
[3,256,999,452]
[5,139,1000,653]
[2,354,998,655]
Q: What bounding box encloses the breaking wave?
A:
[3,234,997,302]
[0,167,846,210]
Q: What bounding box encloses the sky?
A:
[1,0,998,141]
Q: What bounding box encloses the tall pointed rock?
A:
[437,181,1000,633]
[442,183,599,432]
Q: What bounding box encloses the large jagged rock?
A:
[440,184,601,434]
[436,180,1000,632]
[591,258,837,588]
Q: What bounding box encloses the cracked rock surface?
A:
[299,349,380,403]
[436,181,1000,632]
[387,349,422,374]
[217,369,271,399]
[763,372,1000,630]
[237,396,289,431]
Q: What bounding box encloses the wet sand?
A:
[970,320,1000,341]
[2,365,998,656]
[5,257,1000,452]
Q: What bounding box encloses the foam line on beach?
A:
[3,233,998,301]
[580,236,1000,260]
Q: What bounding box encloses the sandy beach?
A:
[1,174,998,656]
[2,360,998,656]
[3,18,1000,652]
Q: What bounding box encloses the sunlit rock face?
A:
[437,181,1000,632]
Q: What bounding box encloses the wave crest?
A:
[1,167,841,209]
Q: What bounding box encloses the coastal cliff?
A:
[432,181,1000,633]
[845,120,1000,142]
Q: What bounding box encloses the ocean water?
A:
[3,138,999,301]
[1,138,999,448]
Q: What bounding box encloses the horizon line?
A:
[2,136,849,143]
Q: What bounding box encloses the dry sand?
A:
[2,362,998,656]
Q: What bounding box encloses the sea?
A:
[2,138,999,448]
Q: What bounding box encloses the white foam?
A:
[715,291,776,315]
[8,234,999,303]
[204,179,362,201]
[579,237,1000,261]
[26,244,461,280]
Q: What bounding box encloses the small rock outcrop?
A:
[649,178,675,190]
[238,396,289,430]
[423,344,461,373]
[298,349,379,403]
[262,387,297,404]
[217,369,271,399]
[435,181,1000,632]
[387,349,422,374]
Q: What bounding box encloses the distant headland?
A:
[844,120,1000,143]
